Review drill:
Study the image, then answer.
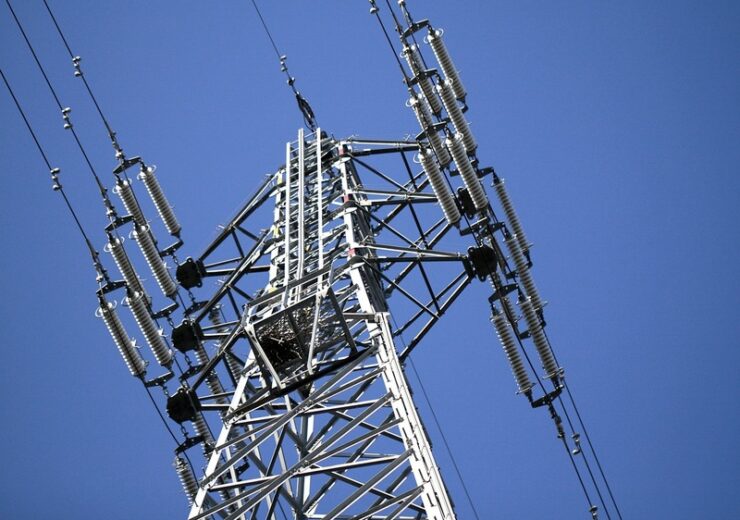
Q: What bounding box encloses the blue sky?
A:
[1,1,739,519]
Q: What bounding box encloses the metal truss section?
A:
[182,129,464,519]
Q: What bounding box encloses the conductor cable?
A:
[249,0,317,131]
[1,67,107,280]
[5,0,117,216]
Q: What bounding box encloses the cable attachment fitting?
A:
[548,402,565,439]
[368,0,379,14]
[49,167,62,191]
[295,92,317,131]
[72,55,82,77]
[110,131,125,161]
[61,107,72,129]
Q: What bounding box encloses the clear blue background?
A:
[1,1,739,518]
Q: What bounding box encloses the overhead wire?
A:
[557,391,612,519]
[41,0,122,154]
[0,67,104,276]
[5,0,114,213]
[388,308,481,519]
[407,358,482,520]
[544,327,623,519]
[249,0,317,131]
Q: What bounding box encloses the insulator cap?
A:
[174,455,198,505]
[427,28,467,100]
[132,225,178,297]
[138,166,181,236]
[114,178,146,227]
[491,310,533,394]
[520,296,559,379]
[438,80,476,152]
[127,290,173,367]
[419,148,460,226]
[96,299,147,377]
[409,95,451,166]
[447,133,487,210]
[494,177,530,255]
[402,44,442,115]
[506,234,543,311]
[105,235,145,296]
[192,412,214,450]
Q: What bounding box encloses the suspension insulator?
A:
[208,305,243,380]
[520,296,560,379]
[409,95,451,166]
[438,79,476,153]
[494,176,530,255]
[505,234,543,311]
[498,292,518,330]
[104,235,144,296]
[193,344,227,404]
[132,225,178,297]
[427,28,467,100]
[491,310,533,395]
[96,299,147,377]
[114,178,146,227]
[174,455,198,506]
[419,148,460,226]
[138,165,181,236]
[126,290,172,367]
[402,44,442,115]
[192,412,214,451]
[447,133,487,210]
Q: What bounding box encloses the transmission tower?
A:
[3,1,623,518]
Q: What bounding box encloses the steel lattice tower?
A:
[177,130,463,519]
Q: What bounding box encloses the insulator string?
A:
[369,3,618,516]
[7,0,195,394]
[2,65,194,472]
[38,2,198,382]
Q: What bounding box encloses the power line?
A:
[408,358,482,520]
[42,0,123,156]
[249,0,317,132]
[5,0,116,215]
[0,67,105,277]
[389,308,481,520]
[544,326,623,519]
